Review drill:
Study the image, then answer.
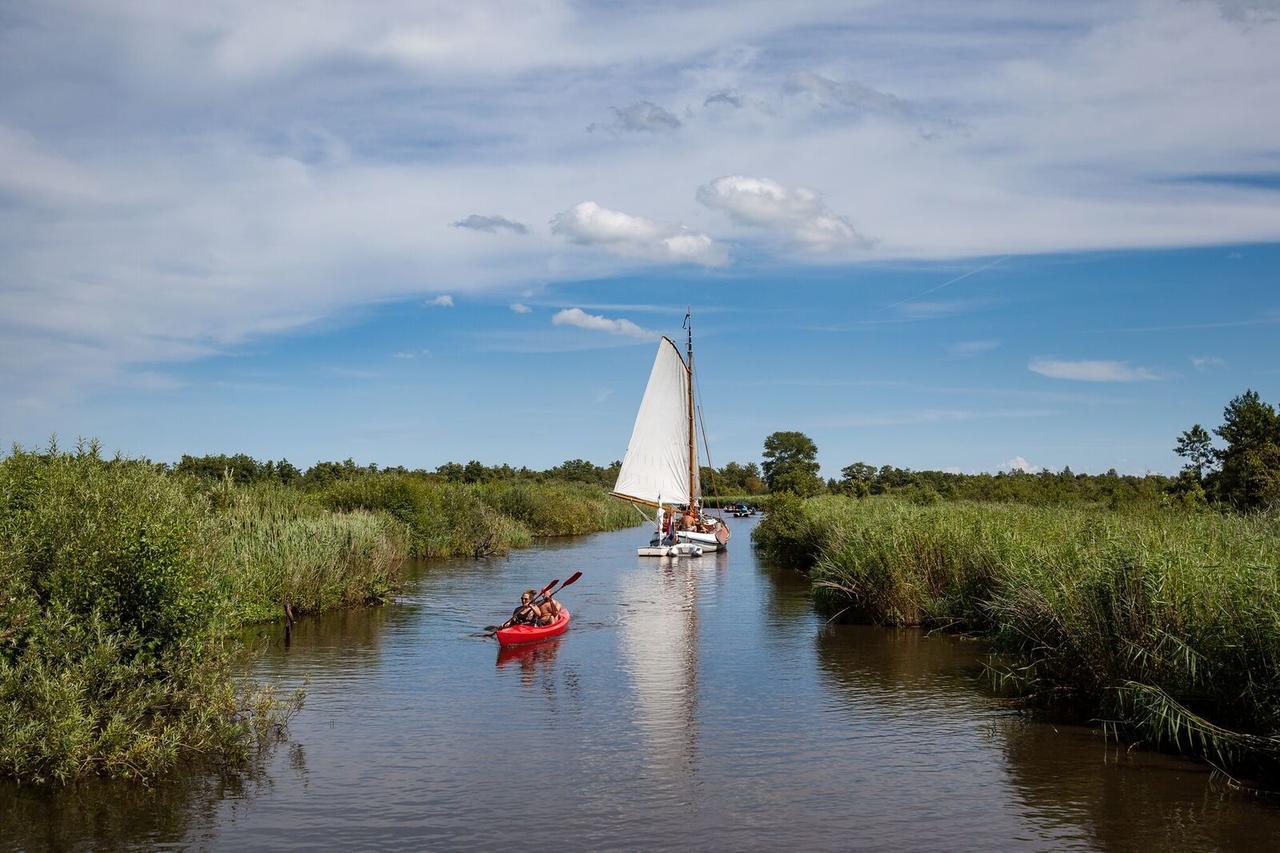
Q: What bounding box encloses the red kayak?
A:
[495,608,571,646]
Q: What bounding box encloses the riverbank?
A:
[0,447,638,784]
[753,494,1280,782]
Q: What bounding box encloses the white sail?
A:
[612,337,698,507]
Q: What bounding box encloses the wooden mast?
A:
[685,308,697,509]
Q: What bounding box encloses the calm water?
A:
[5,517,1280,851]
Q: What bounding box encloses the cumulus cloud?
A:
[550,201,728,266]
[509,303,532,314]
[393,348,431,359]
[1002,456,1037,473]
[551,308,656,340]
[589,101,682,134]
[696,175,873,249]
[452,214,530,234]
[1028,358,1161,382]
[425,294,454,307]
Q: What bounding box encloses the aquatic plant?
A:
[753,496,1280,780]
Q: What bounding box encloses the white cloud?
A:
[1002,456,1037,473]
[5,0,1280,419]
[696,175,873,249]
[551,308,656,340]
[1028,358,1161,382]
[509,303,532,314]
[393,349,432,359]
[550,201,728,266]
[425,295,455,307]
[1191,355,1226,371]
[948,339,1001,357]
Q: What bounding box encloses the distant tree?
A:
[762,431,822,496]
[1213,390,1280,508]
[462,460,488,484]
[435,462,465,482]
[1174,424,1216,480]
[275,458,301,485]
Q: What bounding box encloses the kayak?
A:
[495,608,571,646]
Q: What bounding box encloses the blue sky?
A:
[2,1,1279,476]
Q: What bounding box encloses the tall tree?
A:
[1213,390,1280,509]
[762,431,822,496]
[1174,424,1216,480]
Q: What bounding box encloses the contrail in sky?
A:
[879,255,1010,313]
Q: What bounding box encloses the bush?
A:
[0,448,299,783]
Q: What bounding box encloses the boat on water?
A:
[610,311,730,556]
[494,608,571,646]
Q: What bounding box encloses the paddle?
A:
[484,572,583,634]
[484,577,559,634]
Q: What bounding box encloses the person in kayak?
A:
[512,589,540,625]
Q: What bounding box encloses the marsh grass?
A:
[753,495,1280,780]
[1,446,639,784]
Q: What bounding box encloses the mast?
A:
[684,307,696,508]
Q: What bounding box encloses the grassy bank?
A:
[754,494,1280,781]
[1,447,638,784]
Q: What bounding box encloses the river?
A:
[4,516,1280,851]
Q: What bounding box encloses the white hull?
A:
[638,543,704,558]
[678,530,725,551]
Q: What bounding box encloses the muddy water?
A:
[4,517,1279,851]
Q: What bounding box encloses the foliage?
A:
[0,447,307,784]
[753,495,1280,780]
[761,431,823,496]
[832,462,1174,508]
[1175,389,1280,510]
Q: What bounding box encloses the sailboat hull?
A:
[678,530,727,551]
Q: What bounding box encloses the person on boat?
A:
[512,589,540,625]
[681,506,698,530]
[539,592,562,626]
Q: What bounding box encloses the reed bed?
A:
[1,447,638,784]
[753,495,1280,780]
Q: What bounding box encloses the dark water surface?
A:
[5,517,1280,851]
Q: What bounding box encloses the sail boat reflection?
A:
[619,555,704,780]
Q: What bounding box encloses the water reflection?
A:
[618,554,705,782]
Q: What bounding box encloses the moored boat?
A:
[610,310,730,556]
[495,608,571,646]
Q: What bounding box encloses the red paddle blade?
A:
[539,578,560,596]
[559,571,583,588]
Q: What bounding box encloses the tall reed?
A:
[754,495,1280,779]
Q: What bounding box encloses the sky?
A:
[2,0,1279,477]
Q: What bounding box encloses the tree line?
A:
[759,388,1280,511]
[167,453,769,495]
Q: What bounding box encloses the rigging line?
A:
[693,367,724,521]
[877,255,1010,314]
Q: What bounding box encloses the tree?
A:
[1174,424,1215,479]
[762,431,822,496]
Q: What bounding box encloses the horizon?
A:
[3,1,1279,478]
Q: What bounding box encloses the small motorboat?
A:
[495,608,571,646]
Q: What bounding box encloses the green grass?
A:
[753,494,1280,781]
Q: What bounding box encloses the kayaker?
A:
[539,592,562,626]
[512,589,539,625]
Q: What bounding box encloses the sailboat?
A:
[611,311,730,557]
